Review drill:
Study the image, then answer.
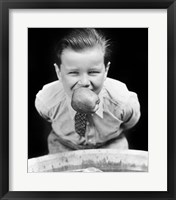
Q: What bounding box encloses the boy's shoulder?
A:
[104,77,127,89]
[36,80,65,108]
[104,78,130,103]
[40,80,62,92]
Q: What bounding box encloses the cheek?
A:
[62,74,77,86]
[61,75,79,96]
[91,75,105,94]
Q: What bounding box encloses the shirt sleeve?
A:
[120,91,141,130]
[34,81,63,122]
[35,96,52,122]
[104,78,141,130]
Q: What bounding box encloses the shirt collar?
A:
[65,89,104,119]
[95,89,104,118]
[65,94,76,120]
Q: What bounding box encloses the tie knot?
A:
[74,112,87,137]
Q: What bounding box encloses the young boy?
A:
[35,28,141,154]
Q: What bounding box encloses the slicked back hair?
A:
[55,28,111,67]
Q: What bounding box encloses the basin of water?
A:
[28,149,148,172]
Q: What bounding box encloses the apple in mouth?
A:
[71,87,100,114]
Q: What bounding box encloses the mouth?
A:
[71,81,95,91]
[72,85,94,92]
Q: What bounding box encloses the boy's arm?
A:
[34,81,63,122]
[120,92,141,130]
[35,96,52,122]
[104,78,141,130]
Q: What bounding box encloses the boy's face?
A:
[55,46,110,98]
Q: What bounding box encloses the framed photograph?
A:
[28,27,148,169]
[0,0,175,199]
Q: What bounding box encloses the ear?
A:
[104,61,110,80]
[54,63,62,80]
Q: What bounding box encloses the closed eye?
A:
[89,71,99,74]
[68,71,79,75]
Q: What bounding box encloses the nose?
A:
[79,74,90,87]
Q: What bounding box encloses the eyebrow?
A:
[89,65,102,69]
[63,64,79,71]
[67,67,79,71]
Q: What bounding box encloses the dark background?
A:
[28,28,148,159]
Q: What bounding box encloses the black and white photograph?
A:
[28,28,148,172]
[1,1,175,199]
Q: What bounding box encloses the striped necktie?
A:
[74,112,87,137]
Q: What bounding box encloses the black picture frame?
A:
[0,0,175,199]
